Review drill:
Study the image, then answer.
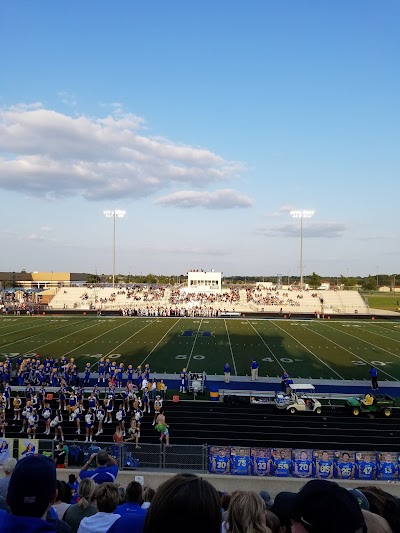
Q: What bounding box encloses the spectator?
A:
[0,458,17,498]
[357,486,400,533]
[77,483,120,533]
[278,479,365,533]
[265,510,281,533]
[141,487,155,510]
[108,481,147,532]
[64,479,97,533]
[79,451,118,484]
[143,473,221,533]
[224,491,271,533]
[370,366,379,390]
[52,481,71,520]
[362,510,392,533]
[0,454,57,532]
[54,443,67,469]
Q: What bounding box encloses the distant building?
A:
[0,271,88,290]
[187,270,222,293]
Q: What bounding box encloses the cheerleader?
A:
[58,385,67,411]
[105,397,113,423]
[125,417,141,448]
[13,395,22,420]
[51,410,64,441]
[153,395,163,426]
[116,363,123,387]
[83,363,91,385]
[38,385,46,410]
[123,387,131,413]
[27,408,39,439]
[142,387,150,414]
[74,405,84,435]
[84,408,95,443]
[76,386,85,407]
[0,411,5,438]
[132,395,142,412]
[95,404,105,436]
[20,401,33,433]
[51,369,59,387]
[68,391,78,420]
[88,392,98,411]
[42,403,52,435]
[3,384,11,410]
[116,405,126,436]
[97,358,106,384]
[31,393,39,411]
[126,364,134,383]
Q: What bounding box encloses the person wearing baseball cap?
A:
[0,454,57,532]
[274,479,366,533]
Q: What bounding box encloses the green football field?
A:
[1,316,400,381]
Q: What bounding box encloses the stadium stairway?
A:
[5,397,400,453]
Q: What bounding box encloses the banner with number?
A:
[356,451,377,481]
[314,449,335,479]
[292,449,313,478]
[18,438,39,459]
[334,451,356,480]
[271,448,292,477]
[377,451,398,481]
[230,447,251,475]
[251,447,272,476]
[208,445,230,474]
[0,438,13,464]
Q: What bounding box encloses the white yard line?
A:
[224,319,237,376]
[306,325,398,380]
[140,318,182,367]
[272,321,345,379]
[361,324,400,344]
[0,319,99,356]
[247,320,285,372]
[186,319,203,371]
[323,323,400,362]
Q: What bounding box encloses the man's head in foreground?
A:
[7,454,57,519]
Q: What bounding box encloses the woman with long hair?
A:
[64,478,97,533]
[225,491,271,533]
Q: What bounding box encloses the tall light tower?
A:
[103,210,126,288]
[290,210,314,289]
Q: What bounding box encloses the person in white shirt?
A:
[78,482,120,533]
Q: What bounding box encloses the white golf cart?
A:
[275,384,322,414]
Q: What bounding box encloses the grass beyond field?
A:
[1,316,400,381]
[365,292,400,312]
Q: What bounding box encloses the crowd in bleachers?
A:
[119,305,224,317]
[169,288,240,305]
[246,288,303,308]
[0,455,399,533]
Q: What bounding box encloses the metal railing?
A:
[11,439,208,473]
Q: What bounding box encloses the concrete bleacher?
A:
[47,285,369,315]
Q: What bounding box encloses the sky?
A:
[0,1,399,278]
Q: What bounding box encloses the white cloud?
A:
[156,189,253,209]
[58,91,77,107]
[257,222,347,238]
[0,103,245,202]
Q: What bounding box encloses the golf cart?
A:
[275,384,322,415]
[345,394,396,417]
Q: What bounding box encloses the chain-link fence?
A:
[9,439,209,473]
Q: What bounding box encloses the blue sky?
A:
[0,1,399,278]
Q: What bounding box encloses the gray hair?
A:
[3,458,17,475]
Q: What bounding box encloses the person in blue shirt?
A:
[84,363,91,385]
[231,448,251,475]
[378,452,397,480]
[211,449,230,474]
[250,359,259,381]
[79,450,119,484]
[294,450,313,478]
[281,371,291,392]
[251,449,270,476]
[369,366,379,390]
[224,362,231,383]
[273,450,292,477]
[98,358,106,384]
[316,450,334,479]
[336,452,355,479]
[179,368,187,393]
[357,453,376,480]
[108,481,147,533]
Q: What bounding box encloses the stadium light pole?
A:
[290,210,315,289]
[103,210,126,288]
